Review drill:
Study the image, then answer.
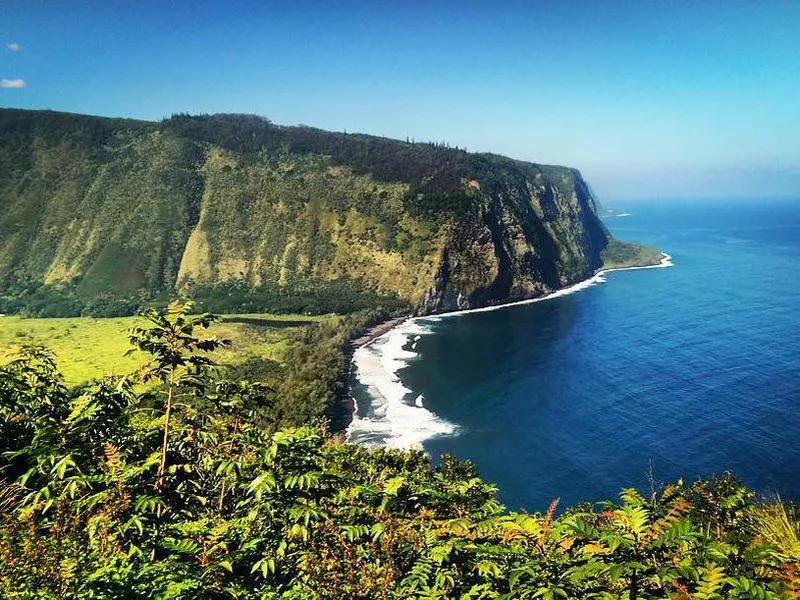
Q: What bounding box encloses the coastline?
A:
[599,251,673,274]
[419,251,673,320]
[348,316,409,351]
[329,316,409,433]
[341,252,673,445]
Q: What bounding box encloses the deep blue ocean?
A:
[350,199,800,511]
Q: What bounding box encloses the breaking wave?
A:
[347,252,673,449]
[346,320,457,448]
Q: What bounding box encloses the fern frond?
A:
[779,561,799,598]
[694,563,726,599]
[0,480,22,514]
[620,488,646,507]
[103,443,123,480]
[648,497,691,542]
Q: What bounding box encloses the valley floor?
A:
[0,313,329,385]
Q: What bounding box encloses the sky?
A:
[1,0,798,200]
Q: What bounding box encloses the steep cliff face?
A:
[0,109,609,315]
[0,112,202,298]
[416,166,608,313]
[173,149,446,305]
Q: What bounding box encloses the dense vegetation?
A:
[0,303,797,599]
[600,240,664,270]
[0,108,610,317]
[188,278,410,316]
[0,274,408,319]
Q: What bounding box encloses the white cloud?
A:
[1,78,26,88]
[6,42,21,52]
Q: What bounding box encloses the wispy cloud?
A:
[5,42,21,52]
[1,78,26,88]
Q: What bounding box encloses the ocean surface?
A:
[348,199,800,511]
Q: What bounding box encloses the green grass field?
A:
[0,313,330,385]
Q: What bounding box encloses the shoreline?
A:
[329,316,409,433]
[599,251,673,274]
[339,251,673,442]
[417,251,673,320]
[348,316,409,351]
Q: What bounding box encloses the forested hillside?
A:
[0,109,610,317]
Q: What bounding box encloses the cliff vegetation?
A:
[0,108,610,317]
[601,240,665,270]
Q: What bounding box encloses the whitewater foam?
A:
[427,253,673,319]
[347,252,673,449]
[346,320,457,449]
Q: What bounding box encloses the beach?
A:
[343,252,673,448]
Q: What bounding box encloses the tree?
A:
[128,301,229,494]
[0,303,796,598]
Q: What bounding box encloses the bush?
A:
[0,304,796,598]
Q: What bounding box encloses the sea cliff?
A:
[0,109,611,316]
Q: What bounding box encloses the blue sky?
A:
[1,1,798,199]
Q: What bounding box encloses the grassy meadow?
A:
[0,312,330,385]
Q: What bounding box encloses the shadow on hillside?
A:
[220,316,314,328]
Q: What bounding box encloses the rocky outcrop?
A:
[416,168,609,314]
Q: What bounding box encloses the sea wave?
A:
[346,320,457,448]
[426,253,673,319]
[347,252,673,449]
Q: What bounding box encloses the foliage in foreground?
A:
[0,304,797,599]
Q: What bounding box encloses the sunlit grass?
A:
[750,499,800,561]
[0,313,331,385]
[600,239,664,270]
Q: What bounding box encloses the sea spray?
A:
[346,320,457,448]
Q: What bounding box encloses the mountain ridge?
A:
[0,108,611,316]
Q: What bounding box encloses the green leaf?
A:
[384,476,405,496]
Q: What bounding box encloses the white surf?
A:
[346,320,456,449]
[347,252,673,449]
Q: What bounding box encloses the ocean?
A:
[347,199,800,511]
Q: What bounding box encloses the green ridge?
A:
[0,108,614,317]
